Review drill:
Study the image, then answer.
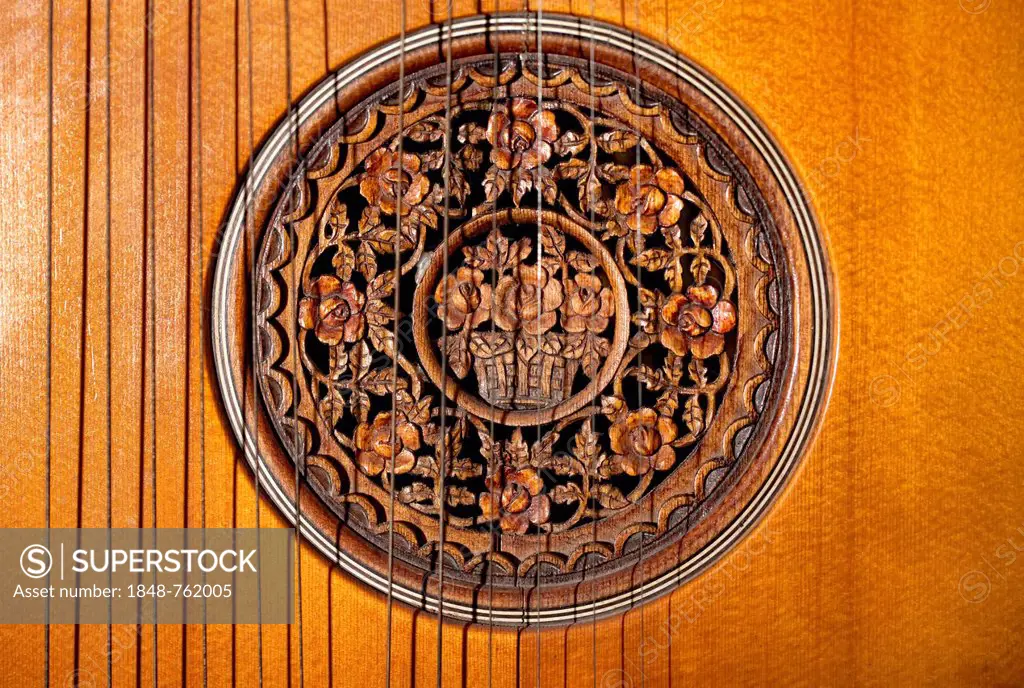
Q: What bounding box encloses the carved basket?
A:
[470,332,580,411]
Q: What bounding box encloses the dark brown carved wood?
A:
[218,31,821,622]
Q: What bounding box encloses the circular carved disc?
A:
[212,14,835,625]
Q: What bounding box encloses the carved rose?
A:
[434,267,492,330]
[493,264,564,335]
[660,284,737,359]
[608,408,678,477]
[298,276,366,345]
[614,165,685,234]
[354,411,420,477]
[561,273,614,334]
[479,465,551,534]
[359,149,431,216]
[485,98,559,171]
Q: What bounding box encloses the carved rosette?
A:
[214,17,833,624]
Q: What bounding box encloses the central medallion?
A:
[413,208,630,425]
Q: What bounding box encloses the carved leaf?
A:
[367,272,395,301]
[631,364,666,391]
[457,122,486,144]
[601,395,627,421]
[356,241,377,280]
[510,170,534,206]
[655,392,679,417]
[359,205,381,235]
[450,458,482,480]
[406,120,443,142]
[462,245,493,270]
[446,486,476,507]
[553,158,589,181]
[409,396,433,426]
[690,213,709,246]
[597,130,640,153]
[638,288,660,309]
[532,430,560,467]
[551,483,583,505]
[571,422,603,469]
[332,242,356,281]
[634,248,673,271]
[507,429,530,468]
[398,482,434,504]
[349,341,371,380]
[483,167,509,203]
[368,324,395,356]
[540,225,566,257]
[683,395,704,435]
[350,390,371,423]
[360,367,408,396]
[327,200,349,238]
[446,335,471,379]
[665,260,686,292]
[690,253,711,284]
[688,358,708,387]
[596,483,630,510]
[567,250,599,273]
[596,162,630,183]
[554,130,588,156]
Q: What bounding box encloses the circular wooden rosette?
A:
[211,14,835,625]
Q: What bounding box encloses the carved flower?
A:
[493,264,564,335]
[608,408,678,477]
[485,98,559,171]
[479,465,551,534]
[614,165,685,234]
[298,276,366,345]
[660,285,737,359]
[354,411,420,477]
[561,273,614,334]
[359,149,431,216]
[434,267,492,330]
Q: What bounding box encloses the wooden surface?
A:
[1,0,1022,686]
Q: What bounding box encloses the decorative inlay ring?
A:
[211,13,836,625]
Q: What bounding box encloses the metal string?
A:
[588,2,599,685]
[436,2,455,685]
[631,3,647,684]
[486,3,502,684]
[45,0,54,680]
[533,2,544,685]
[384,1,407,685]
[105,0,114,682]
[243,0,265,680]
[193,0,209,681]
[282,0,306,683]
[145,0,158,677]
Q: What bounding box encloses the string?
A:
[145,0,158,676]
[384,1,407,685]
[626,4,651,683]
[44,0,53,679]
[243,0,265,680]
[436,2,455,685]
[282,0,306,682]
[193,0,209,681]
[105,0,113,681]
[588,2,599,686]
[533,1,544,684]
[631,2,647,684]
[486,3,502,684]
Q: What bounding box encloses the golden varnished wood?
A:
[1,0,1022,685]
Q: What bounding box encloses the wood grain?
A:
[1,0,1022,686]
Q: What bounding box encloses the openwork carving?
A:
[213,15,834,624]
